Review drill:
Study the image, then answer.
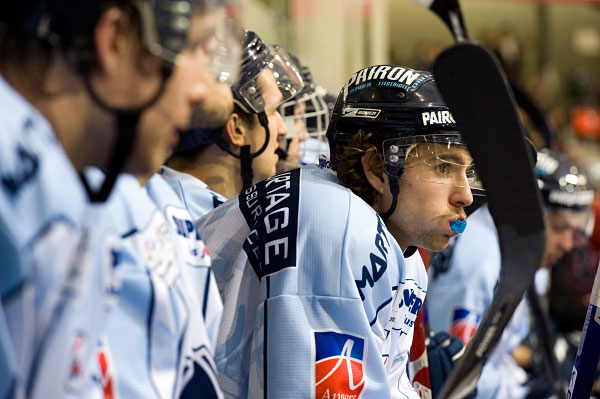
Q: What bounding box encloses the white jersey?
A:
[427,204,530,398]
[0,76,121,399]
[84,172,222,399]
[159,166,227,221]
[196,164,428,399]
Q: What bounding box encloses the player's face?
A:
[386,144,474,251]
[125,46,211,176]
[277,103,308,173]
[541,210,587,267]
[247,71,288,182]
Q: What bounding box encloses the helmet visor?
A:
[237,46,304,113]
[382,134,485,196]
[138,0,241,83]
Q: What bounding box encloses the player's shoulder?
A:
[157,167,226,220]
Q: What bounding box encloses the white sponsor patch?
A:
[342,107,381,119]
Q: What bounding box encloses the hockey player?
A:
[162,31,302,219]
[276,54,329,172]
[0,0,226,397]
[81,3,244,398]
[196,65,481,398]
[427,148,594,398]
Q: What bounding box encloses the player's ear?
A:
[362,149,386,195]
[222,113,246,148]
[93,7,133,74]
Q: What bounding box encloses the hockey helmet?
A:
[327,65,483,196]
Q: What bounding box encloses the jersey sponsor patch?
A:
[449,308,481,345]
[164,205,211,267]
[314,330,367,399]
[63,330,89,393]
[93,340,116,399]
[239,169,301,280]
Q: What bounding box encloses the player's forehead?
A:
[414,142,473,165]
[258,69,284,112]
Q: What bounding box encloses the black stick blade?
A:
[433,42,546,398]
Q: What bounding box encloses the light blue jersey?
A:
[0,76,121,399]
[0,301,16,399]
[427,204,531,398]
[83,173,222,399]
[159,166,227,221]
[196,164,428,399]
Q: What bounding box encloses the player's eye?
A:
[435,161,451,176]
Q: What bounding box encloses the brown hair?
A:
[0,1,142,97]
[0,30,54,97]
[334,130,385,206]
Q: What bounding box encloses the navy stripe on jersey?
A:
[239,169,301,280]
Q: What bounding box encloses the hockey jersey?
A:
[0,301,16,398]
[0,75,121,399]
[84,172,222,399]
[159,166,227,221]
[427,204,531,398]
[196,164,428,399]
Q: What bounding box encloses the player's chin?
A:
[420,234,451,253]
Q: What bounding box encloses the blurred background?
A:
[239,0,600,174]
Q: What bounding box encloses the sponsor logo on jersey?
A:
[341,107,381,119]
[385,280,426,337]
[64,330,88,393]
[314,331,366,399]
[165,206,211,267]
[450,308,481,345]
[355,215,389,301]
[95,342,116,399]
[239,169,301,280]
[1,144,40,195]
[129,211,179,284]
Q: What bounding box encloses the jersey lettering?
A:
[355,216,389,301]
[239,169,301,279]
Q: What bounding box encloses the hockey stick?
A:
[567,264,600,398]
[410,0,468,42]
[433,43,546,398]
[526,284,566,397]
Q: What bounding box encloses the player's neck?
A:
[171,143,242,199]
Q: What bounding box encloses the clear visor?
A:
[185,1,242,84]
[382,134,485,196]
[138,0,241,84]
[237,46,304,113]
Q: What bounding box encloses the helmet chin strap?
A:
[380,178,399,220]
[80,66,171,202]
[379,170,417,258]
[215,112,271,193]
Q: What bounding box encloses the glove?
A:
[427,331,476,398]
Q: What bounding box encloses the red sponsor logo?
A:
[314,331,366,399]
